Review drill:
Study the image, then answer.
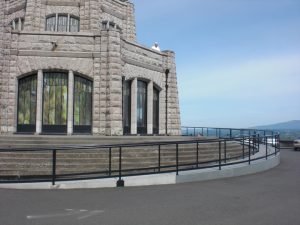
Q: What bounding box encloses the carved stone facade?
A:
[0,0,181,136]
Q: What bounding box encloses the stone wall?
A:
[0,0,4,132]
[121,41,181,135]
[21,0,136,40]
[0,0,180,135]
[163,51,181,135]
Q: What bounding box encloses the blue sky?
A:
[131,0,300,128]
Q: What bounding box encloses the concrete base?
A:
[0,150,280,189]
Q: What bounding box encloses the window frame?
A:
[45,13,80,32]
[153,86,160,135]
[73,75,93,134]
[10,17,25,31]
[137,80,148,135]
[17,74,37,133]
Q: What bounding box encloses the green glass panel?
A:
[61,85,68,124]
[74,76,92,126]
[49,85,55,125]
[43,73,68,125]
[18,75,37,125]
[43,86,49,124]
[74,94,80,125]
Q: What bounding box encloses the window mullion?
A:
[67,14,70,32]
[55,13,58,31]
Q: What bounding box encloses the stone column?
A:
[36,70,43,134]
[131,78,137,135]
[67,71,74,135]
[163,51,181,135]
[147,81,153,135]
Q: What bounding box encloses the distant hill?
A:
[252,120,300,130]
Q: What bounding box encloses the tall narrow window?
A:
[137,80,147,134]
[46,16,56,31]
[57,15,68,32]
[153,87,159,134]
[11,18,25,31]
[123,80,131,134]
[73,76,92,133]
[43,73,68,133]
[46,14,79,32]
[17,75,37,132]
[70,16,80,32]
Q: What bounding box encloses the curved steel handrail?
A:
[0,128,280,187]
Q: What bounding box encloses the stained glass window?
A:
[70,17,80,32]
[57,15,68,32]
[43,73,68,126]
[153,87,159,134]
[11,18,24,31]
[46,16,56,31]
[123,80,131,134]
[18,75,37,126]
[74,76,92,127]
[137,80,147,134]
[46,14,79,32]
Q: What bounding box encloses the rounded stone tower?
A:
[0,0,181,136]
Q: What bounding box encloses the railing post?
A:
[265,137,268,160]
[52,149,56,186]
[176,143,179,175]
[230,129,232,139]
[224,140,227,163]
[117,147,124,187]
[109,147,112,176]
[218,141,221,170]
[158,144,161,172]
[194,127,196,136]
[257,134,260,151]
[248,138,251,165]
[275,134,279,155]
[196,141,199,168]
[242,137,245,159]
[252,135,255,155]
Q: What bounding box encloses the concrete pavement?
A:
[0,148,299,225]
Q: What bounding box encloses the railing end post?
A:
[116,179,125,187]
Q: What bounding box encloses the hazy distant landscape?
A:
[252,120,300,140]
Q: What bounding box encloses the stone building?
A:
[0,0,181,136]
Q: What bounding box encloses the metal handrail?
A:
[181,126,277,139]
[0,129,280,187]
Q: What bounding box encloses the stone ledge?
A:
[122,56,164,73]
[16,50,103,58]
[5,3,26,15]
[42,0,81,7]
[14,31,101,38]
[101,5,126,20]
[122,39,169,56]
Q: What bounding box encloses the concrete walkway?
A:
[0,148,299,225]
